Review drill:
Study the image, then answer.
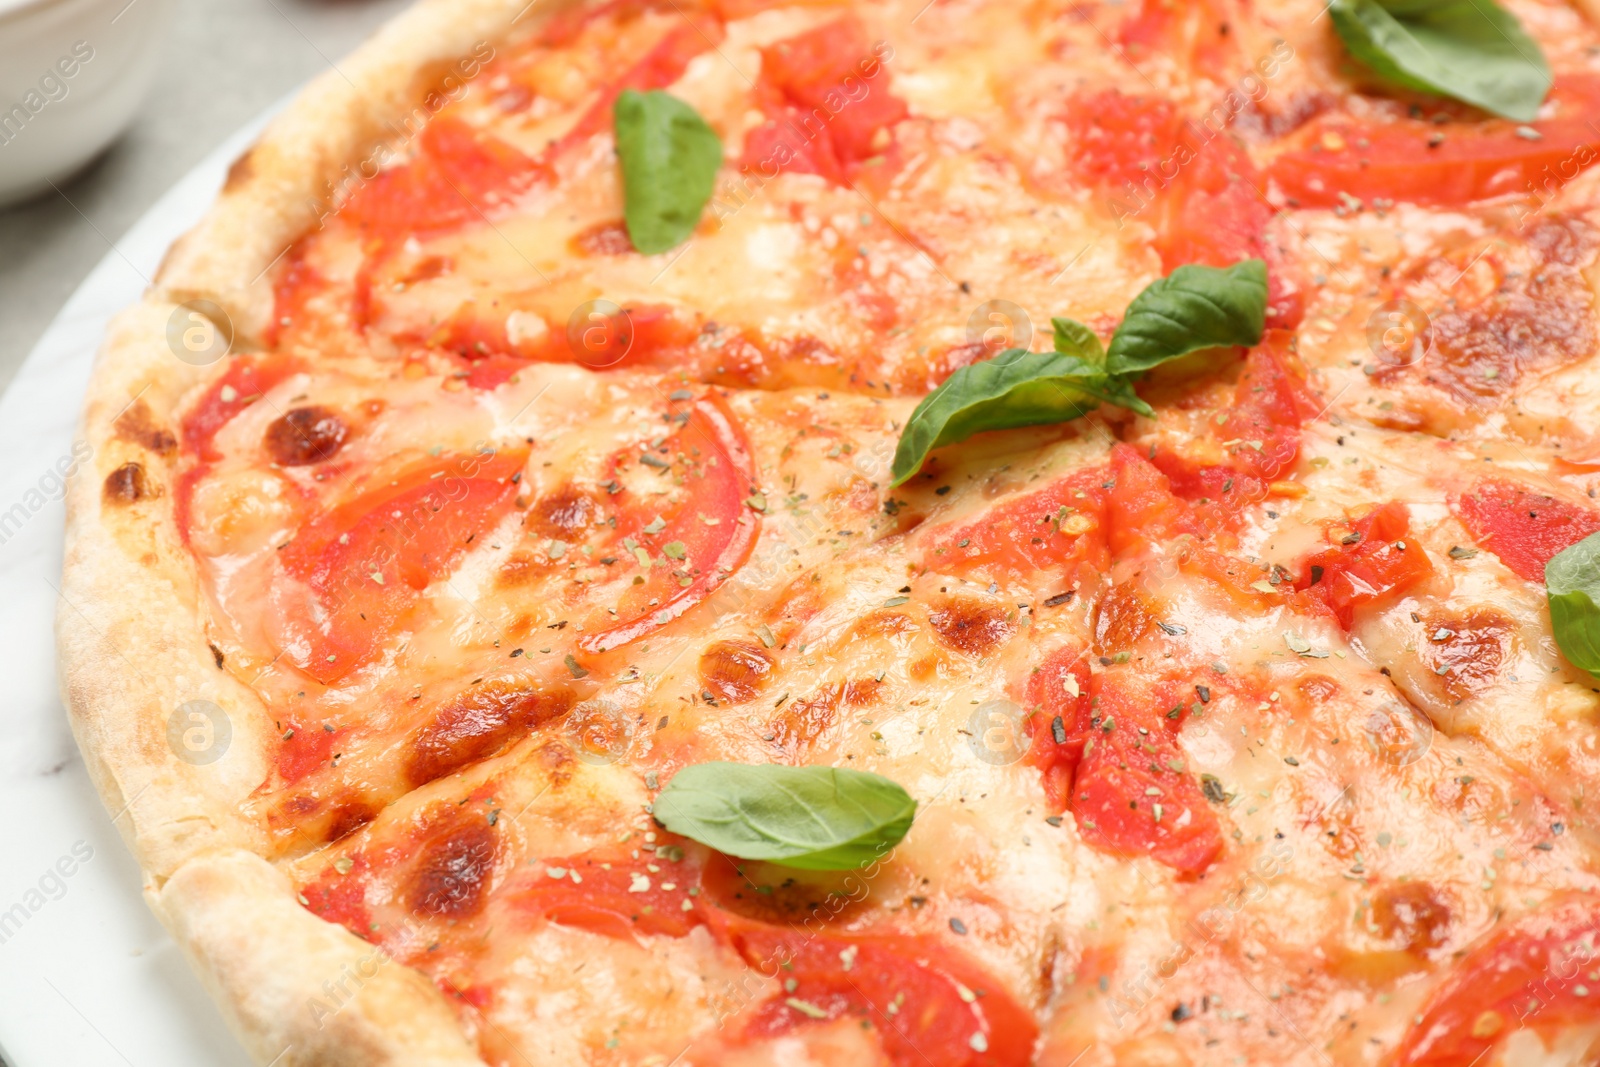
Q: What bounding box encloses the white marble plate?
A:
[0,104,281,1067]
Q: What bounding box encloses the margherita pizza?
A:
[58,0,1600,1064]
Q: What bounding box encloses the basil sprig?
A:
[614,89,723,255]
[652,762,916,870]
[890,260,1266,486]
[1329,0,1551,122]
[1547,532,1600,676]
[1105,259,1267,375]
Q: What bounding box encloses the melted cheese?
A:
[166,0,1600,1064]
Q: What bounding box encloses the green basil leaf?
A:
[614,89,723,255]
[1546,532,1600,676]
[1104,260,1268,377]
[652,762,916,870]
[1329,0,1550,121]
[1052,316,1106,362]
[889,348,1146,487]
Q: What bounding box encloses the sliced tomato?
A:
[509,852,704,941]
[1152,127,1270,272]
[1064,89,1182,190]
[1395,897,1600,1067]
[503,845,1036,1065]
[1064,90,1298,327]
[741,111,848,183]
[1069,674,1223,876]
[1106,444,1205,557]
[922,466,1111,581]
[1021,646,1094,812]
[580,394,759,654]
[181,352,301,462]
[1450,478,1600,583]
[1151,341,1318,530]
[275,448,528,684]
[741,17,906,180]
[554,18,723,157]
[758,18,904,163]
[710,912,1038,1067]
[340,118,545,237]
[1268,74,1600,209]
[1296,502,1434,628]
[1219,341,1320,478]
[1116,0,1237,81]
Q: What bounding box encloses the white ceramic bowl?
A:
[0,0,178,206]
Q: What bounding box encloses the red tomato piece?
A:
[1151,129,1271,275]
[276,448,528,684]
[1065,89,1283,297]
[1116,0,1237,81]
[1064,89,1182,189]
[1395,897,1600,1067]
[580,394,759,654]
[501,847,1037,1065]
[555,19,723,155]
[181,352,301,462]
[1296,502,1435,628]
[340,118,544,237]
[740,17,906,180]
[758,18,904,163]
[509,853,704,941]
[714,915,1038,1067]
[1450,479,1600,583]
[741,111,847,183]
[1151,340,1319,529]
[1269,74,1600,209]
[1106,444,1205,557]
[597,305,703,371]
[1213,341,1318,479]
[1073,753,1223,875]
[1021,646,1094,812]
[1070,675,1223,876]
[922,466,1111,581]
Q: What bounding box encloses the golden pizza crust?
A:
[157,0,583,343]
[59,297,271,877]
[60,1,585,1062]
[152,850,488,1067]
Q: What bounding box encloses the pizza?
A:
[57,0,1600,1064]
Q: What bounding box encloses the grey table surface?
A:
[0,0,413,396]
[0,4,406,1065]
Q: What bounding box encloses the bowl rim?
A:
[0,0,88,23]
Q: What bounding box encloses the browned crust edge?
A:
[60,2,587,1064]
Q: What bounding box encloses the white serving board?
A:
[0,104,283,1067]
